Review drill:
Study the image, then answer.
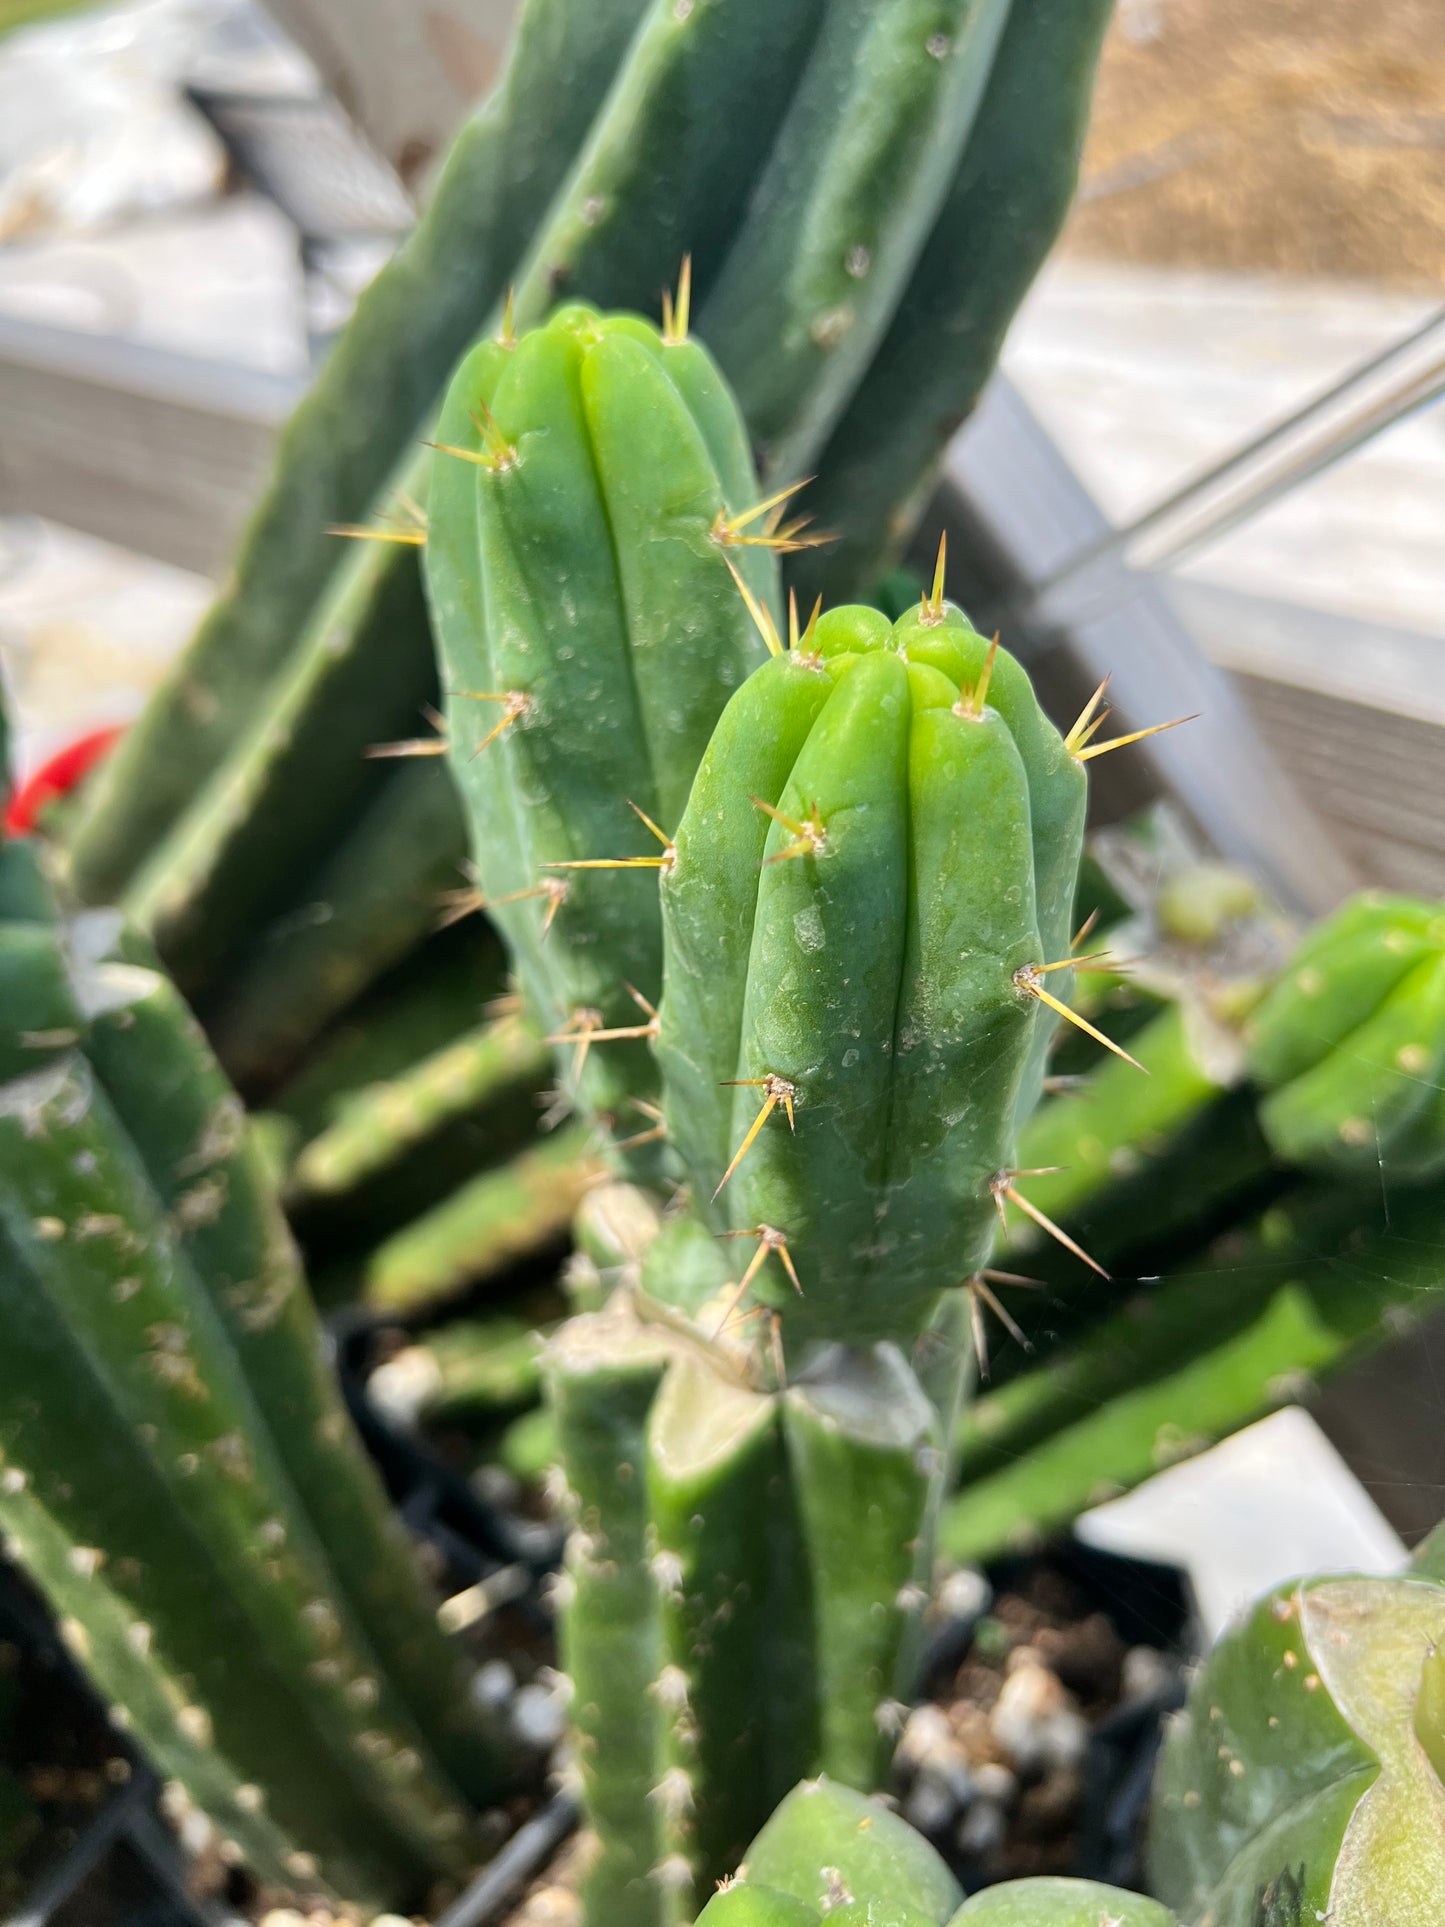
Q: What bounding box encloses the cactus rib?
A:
[358,1121,601,1314]
[0,1057,478,1868]
[656,595,1087,1348]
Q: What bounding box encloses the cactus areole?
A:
[655,592,1088,1349]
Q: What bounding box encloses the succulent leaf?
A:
[949,1878,1176,1925]
[1150,1575,1445,1927]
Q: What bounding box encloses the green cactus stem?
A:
[547,1306,950,1923]
[265,918,507,1146]
[427,301,780,1154]
[696,1890,822,1927]
[695,1780,1178,1925]
[101,0,827,1005]
[368,1308,557,1430]
[720,1777,963,1921]
[284,1011,550,1212]
[1150,1574,1445,1926]
[0,1061,478,1904]
[789,0,1114,602]
[782,1351,939,1787]
[0,919,84,1082]
[1245,890,1445,1176]
[77,961,504,1807]
[951,1882,1176,1926]
[1009,998,1246,1234]
[702,0,1013,483]
[944,1181,1445,1562]
[0,1450,313,1896]
[0,833,57,923]
[655,588,1088,1350]
[547,1311,675,1927]
[357,1122,601,1315]
[203,759,473,1095]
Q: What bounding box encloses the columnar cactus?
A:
[0,888,507,1908]
[57,0,1116,1108]
[787,0,1115,603]
[548,1302,943,1923]
[426,301,778,1154]
[990,885,1445,1339]
[655,587,1088,1348]
[1150,1569,1445,1926]
[61,0,658,905]
[87,0,828,1001]
[1245,888,1445,1177]
[701,0,1015,482]
[538,568,1160,1923]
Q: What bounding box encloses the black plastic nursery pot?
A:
[0,1550,233,1927]
[914,1539,1195,1896]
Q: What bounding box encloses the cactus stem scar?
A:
[1014,963,1147,1072]
[752,795,826,864]
[660,254,692,344]
[713,1075,797,1198]
[713,1225,802,1337]
[991,1170,1110,1278]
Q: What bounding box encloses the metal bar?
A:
[433,1791,579,1927]
[0,315,303,575]
[1,1778,149,1927]
[1028,303,1445,619]
[933,376,1357,916]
